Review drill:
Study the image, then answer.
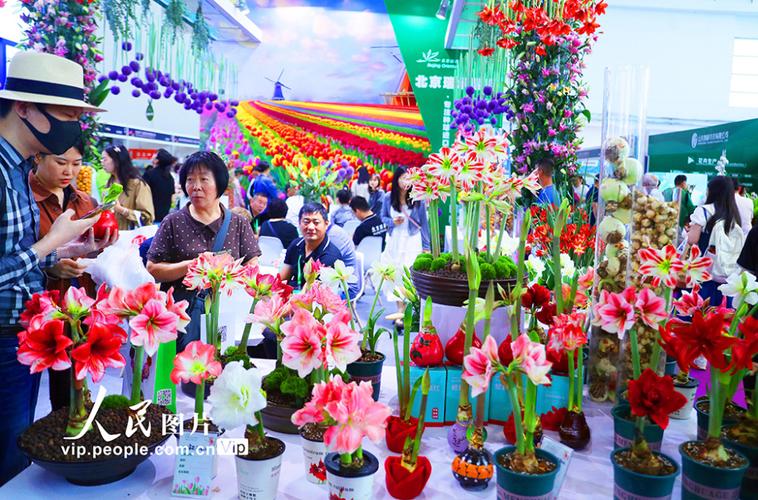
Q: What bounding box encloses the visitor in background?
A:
[586,174,599,225]
[259,198,299,249]
[280,203,341,290]
[332,188,356,227]
[381,166,430,329]
[641,173,664,201]
[0,51,111,486]
[733,178,753,234]
[536,157,560,207]
[143,148,177,222]
[248,161,279,200]
[663,174,696,229]
[351,165,370,201]
[250,192,270,234]
[102,145,155,229]
[147,151,260,352]
[327,220,361,298]
[687,176,745,307]
[368,172,385,214]
[571,175,588,203]
[285,184,304,228]
[32,139,118,412]
[350,195,387,248]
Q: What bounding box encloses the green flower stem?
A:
[195,380,205,421]
[363,276,385,351]
[485,205,492,259]
[340,280,357,331]
[494,215,507,258]
[450,185,459,260]
[254,411,266,441]
[65,372,88,437]
[649,287,672,373]
[513,212,531,337]
[340,452,352,466]
[523,381,538,455]
[238,298,259,354]
[458,287,479,410]
[506,376,526,455]
[551,206,566,315]
[567,350,576,412]
[708,367,724,440]
[402,304,411,417]
[576,349,584,412]
[393,321,404,412]
[629,329,642,381]
[130,345,144,405]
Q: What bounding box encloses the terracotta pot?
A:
[260,398,300,434]
[559,410,591,450]
[234,438,285,500]
[386,415,418,453]
[384,455,432,499]
[411,269,518,307]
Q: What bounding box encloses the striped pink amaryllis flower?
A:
[673,285,705,317]
[591,288,636,338]
[424,147,460,180]
[454,151,485,191]
[183,252,245,296]
[465,127,499,164]
[637,245,684,288]
[680,245,712,287]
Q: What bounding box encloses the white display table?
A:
[2,359,697,499]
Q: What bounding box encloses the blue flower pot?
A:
[346,352,385,401]
[694,398,744,441]
[723,425,758,500]
[611,404,664,452]
[679,441,749,500]
[494,446,560,499]
[611,448,679,499]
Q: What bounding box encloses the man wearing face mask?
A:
[0,52,112,485]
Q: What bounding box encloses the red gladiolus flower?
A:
[17,319,72,373]
[477,47,495,57]
[728,317,758,373]
[627,369,687,430]
[71,323,126,382]
[497,37,518,49]
[535,45,547,56]
[659,311,737,371]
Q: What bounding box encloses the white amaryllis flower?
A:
[498,232,519,258]
[560,253,576,281]
[526,254,546,281]
[370,257,400,291]
[718,271,758,307]
[319,260,358,289]
[208,361,267,430]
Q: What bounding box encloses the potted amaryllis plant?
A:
[385,369,433,499]
[170,340,222,430]
[408,126,535,307]
[343,259,399,400]
[208,361,285,500]
[17,284,186,485]
[462,332,557,497]
[293,376,392,500]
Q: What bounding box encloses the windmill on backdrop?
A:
[371,45,415,107]
[266,70,291,101]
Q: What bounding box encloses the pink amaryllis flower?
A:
[680,246,712,288]
[253,293,291,329]
[292,375,348,427]
[70,323,126,382]
[17,319,72,373]
[20,290,60,328]
[291,282,346,316]
[129,299,180,357]
[634,288,667,328]
[511,333,552,386]
[462,335,500,397]
[637,245,684,288]
[424,147,460,180]
[592,288,636,337]
[322,380,391,454]
[280,308,326,377]
[455,151,485,191]
[100,283,162,317]
[324,310,362,372]
[183,252,245,296]
[170,340,222,385]
[62,286,96,320]
[166,288,190,333]
[547,312,588,352]
[465,127,499,164]
[673,285,705,317]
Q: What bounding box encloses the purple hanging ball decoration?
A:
[163,89,172,98]
[129,61,140,72]
[214,103,223,112]
[131,89,141,98]
[159,77,168,87]
[205,102,213,110]
[210,93,218,102]
[230,100,239,107]
[190,92,198,100]
[108,70,119,80]
[150,91,161,100]
[465,86,475,97]
[98,75,108,83]
[135,52,144,61]
[171,81,180,91]
[146,72,156,83]
[184,103,192,110]
[483,86,493,96]
[121,41,133,51]
[117,74,128,82]
[121,65,132,76]
[225,111,235,118]
[490,117,498,125]
[130,77,142,87]
[110,86,121,95]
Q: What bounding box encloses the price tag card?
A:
[171,431,217,497]
[540,436,574,498]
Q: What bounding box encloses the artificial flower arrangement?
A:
[16,283,188,483]
[292,376,392,498]
[385,369,433,499]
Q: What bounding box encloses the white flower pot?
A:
[234,438,285,500]
[324,451,379,500]
[670,377,699,420]
[301,434,327,484]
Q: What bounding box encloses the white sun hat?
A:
[0,51,106,112]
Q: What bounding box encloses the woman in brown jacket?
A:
[102,145,155,229]
[31,139,117,410]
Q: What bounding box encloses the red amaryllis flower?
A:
[70,323,126,382]
[477,47,495,57]
[627,369,687,430]
[496,37,517,49]
[522,284,551,309]
[535,302,557,325]
[728,316,758,373]
[659,311,737,371]
[17,319,72,373]
[20,290,60,328]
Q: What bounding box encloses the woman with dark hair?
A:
[687,175,746,306]
[367,172,385,214]
[31,139,117,411]
[351,165,370,201]
[380,166,429,328]
[260,197,299,249]
[102,145,155,229]
[143,148,177,222]
[147,151,260,351]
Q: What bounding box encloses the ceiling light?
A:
[436,0,450,20]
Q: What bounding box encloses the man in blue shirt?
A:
[0,52,114,485]
[536,157,560,207]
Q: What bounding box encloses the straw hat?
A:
[0,51,105,112]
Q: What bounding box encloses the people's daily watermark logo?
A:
[60,386,247,459]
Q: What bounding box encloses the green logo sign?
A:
[146,100,155,121]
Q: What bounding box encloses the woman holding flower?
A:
[147,151,260,351]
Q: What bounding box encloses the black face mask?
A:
[20,104,82,155]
